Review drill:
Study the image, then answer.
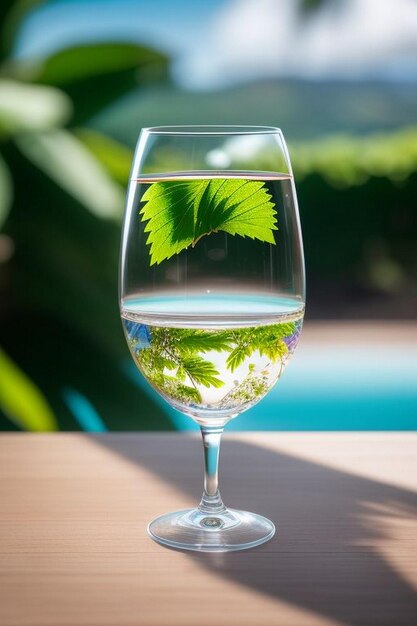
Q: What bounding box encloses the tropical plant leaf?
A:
[76,128,133,185]
[32,42,169,124]
[259,339,288,362]
[16,129,124,219]
[270,322,297,338]
[0,79,72,137]
[172,383,201,404]
[226,344,252,373]
[176,365,187,382]
[140,178,277,265]
[178,330,233,354]
[152,355,176,371]
[0,348,57,431]
[181,356,224,388]
[225,322,296,371]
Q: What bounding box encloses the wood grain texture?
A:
[0,433,416,626]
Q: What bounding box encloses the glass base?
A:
[147,507,275,552]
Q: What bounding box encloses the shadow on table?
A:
[96,434,417,626]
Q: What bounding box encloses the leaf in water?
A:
[178,330,233,354]
[181,356,224,388]
[0,349,57,431]
[226,322,296,372]
[226,344,252,373]
[140,179,277,265]
[171,383,201,404]
[259,339,288,362]
[252,323,296,360]
[176,365,187,382]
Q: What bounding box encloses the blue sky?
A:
[15,0,417,89]
[15,0,220,62]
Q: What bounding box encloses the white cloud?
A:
[175,0,417,89]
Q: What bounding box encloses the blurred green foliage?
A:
[0,347,57,430]
[293,128,417,186]
[0,0,172,431]
[0,1,416,432]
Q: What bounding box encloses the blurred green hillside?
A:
[91,79,417,143]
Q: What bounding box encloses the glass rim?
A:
[141,125,283,136]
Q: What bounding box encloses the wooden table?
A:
[1,433,416,626]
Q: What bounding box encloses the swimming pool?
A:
[129,322,417,431]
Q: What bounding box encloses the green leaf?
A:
[259,339,288,362]
[140,178,277,265]
[0,79,72,137]
[76,128,133,185]
[226,344,252,373]
[152,354,176,371]
[176,365,187,382]
[271,322,297,338]
[32,43,169,124]
[35,42,167,86]
[0,348,57,431]
[178,330,233,354]
[225,322,296,371]
[171,383,201,404]
[181,356,224,388]
[16,129,124,219]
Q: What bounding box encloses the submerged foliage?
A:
[123,320,300,407]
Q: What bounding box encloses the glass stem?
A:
[198,426,226,514]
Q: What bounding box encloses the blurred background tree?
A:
[0,0,416,432]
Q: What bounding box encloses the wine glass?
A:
[119,126,305,552]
